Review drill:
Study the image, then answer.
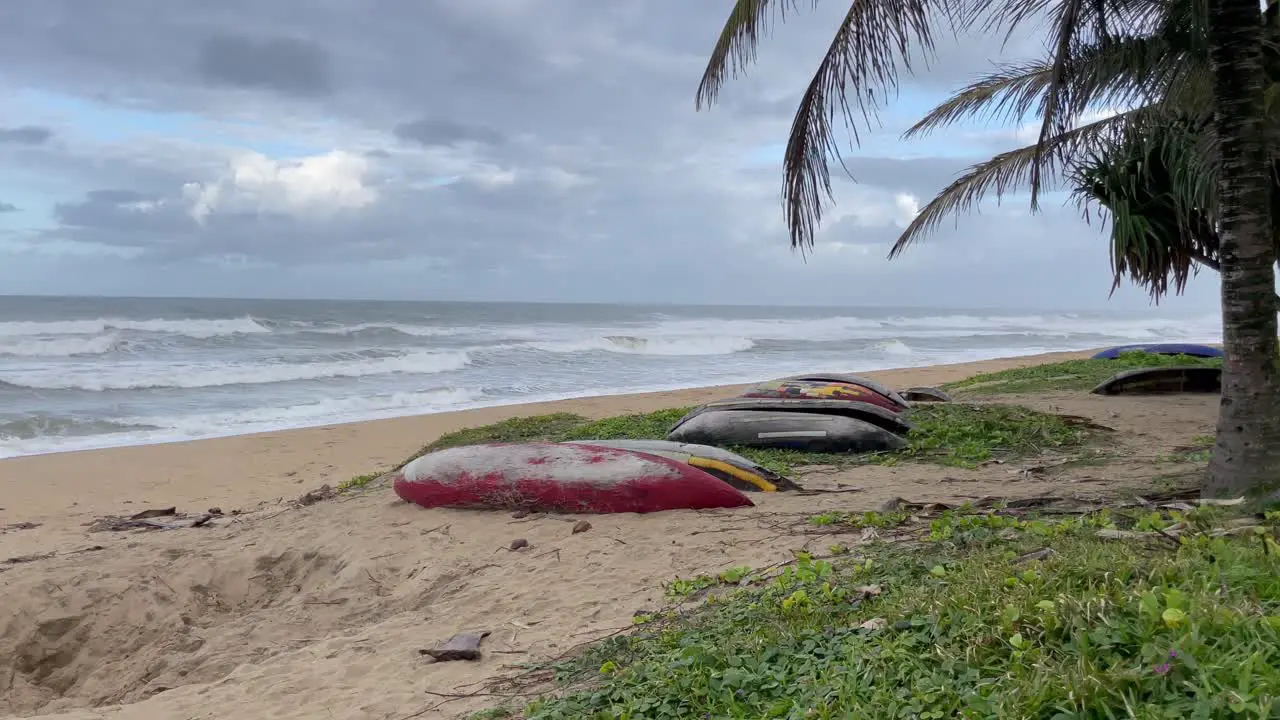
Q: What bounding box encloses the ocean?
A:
[0,296,1221,459]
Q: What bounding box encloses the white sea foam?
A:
[0,387,481,459]
[0,350,471,391]
[0,332,123,357]
[0,316,270,339]
[529,334,757,356]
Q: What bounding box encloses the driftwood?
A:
[86,507,218,532]
[420,631,490,662]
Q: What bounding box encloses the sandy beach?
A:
[0,349,1221,720]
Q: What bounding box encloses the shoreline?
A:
[4,347,1111,462]
[0,349,1093,531]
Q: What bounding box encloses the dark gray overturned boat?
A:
[1091,366,1222,395]
[665,398,911,453]
[777,373,909,408]
[667,410,907,453]
[674,397,913,436]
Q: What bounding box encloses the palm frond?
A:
[1072,129,1212,300]
[903,59,1055,137]
[887,108,1144,259]
[695,0,813,111]
[1028,0,1098,210]
[778,0,942,252]
[1069,112,1280,301]
[905,32,1187,141]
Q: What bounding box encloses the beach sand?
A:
[0,351,1220,720]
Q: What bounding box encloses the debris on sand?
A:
[571,520,592,534]
[420,631,490,661]
[2,544,103,572]
[86,507,218,532]
[297,484,337,506]
[1,521,41,533]
[509,538,530,551]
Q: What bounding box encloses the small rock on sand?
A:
[419,631,490,662]
[571,520,592,534]
[509,538,529,551]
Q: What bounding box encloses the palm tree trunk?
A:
[1204,0,1280,499]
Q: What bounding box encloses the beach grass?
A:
[336,472,381,491]
[944,351,1222,395]
[402,402,1092,474]
[487,508,1280,719]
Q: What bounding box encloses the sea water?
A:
[0,296,1221,458]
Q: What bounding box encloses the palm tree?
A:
[696,0,1280,497]
[1202,0,1280,498]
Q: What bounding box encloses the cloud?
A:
[0,125,52,145]
[0,0,1218,310]
[196,34,333,98]
[181,150,377,222]
[394,118,505,148]
[0,202,18,213]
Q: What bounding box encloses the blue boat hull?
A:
[1091,343,1222,360]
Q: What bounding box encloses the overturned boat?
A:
[393,442,754,514]
[1091,366,1222,395]
[675,397,913,436]
[742,378,907,413]
[667,410,907,453]
[666,398,911,453]
[1091,343,1223,360]
[561,438,798,492]
[776,373,909,408]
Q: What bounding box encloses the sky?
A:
[0,0,1220,311]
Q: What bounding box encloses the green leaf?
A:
[1139,591,1161,618]
[1162,607,1188,628]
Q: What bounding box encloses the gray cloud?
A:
[196,34,333,97]
[394,118,505,148]
[0,125,52,145]
[0,202,18,212]
[0,0,1215,309]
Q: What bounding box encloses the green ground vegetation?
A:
[399,402,1092,475]
[336,472,381,491]
[943,351,1222,395]
[474,507,1280,719]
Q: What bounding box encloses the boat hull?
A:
[667,410,908,453]
[1091,366,1222,395]
[672,397,913,437]
[1091,343,1223,360]
[742,379,906,412]
[393,442,754,514]
[560,438,798,491]
[776,373,909,407]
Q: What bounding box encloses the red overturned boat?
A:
[393,442,754,514]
